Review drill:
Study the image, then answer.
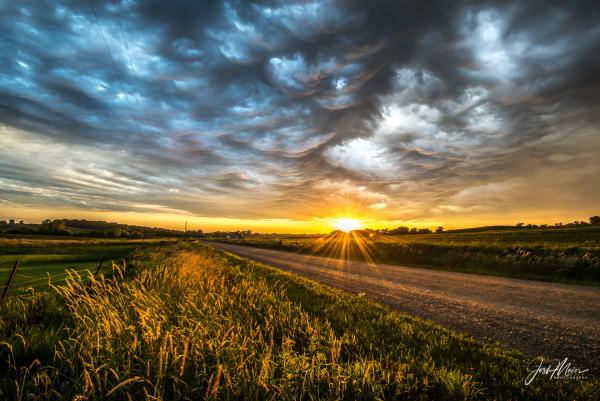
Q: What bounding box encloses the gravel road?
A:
[208,241,600,373]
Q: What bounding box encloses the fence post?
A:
[94,259,105,277]
[0,261,20,304]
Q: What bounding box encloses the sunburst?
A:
[332,218,362,233]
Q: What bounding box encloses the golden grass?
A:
[0,243,597,400]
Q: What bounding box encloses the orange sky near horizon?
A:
[1,204,596,234]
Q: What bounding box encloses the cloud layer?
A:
[1,0,599,227]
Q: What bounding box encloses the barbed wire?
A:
[9,265,111,291]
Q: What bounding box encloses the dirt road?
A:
[208,241,600,372]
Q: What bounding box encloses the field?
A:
[210,227,600,285]
[0,241,597,400]
[0,237,177,293]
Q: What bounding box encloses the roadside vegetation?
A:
[210,226,600,285]
[1,242,596,400]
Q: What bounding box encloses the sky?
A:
[1,0,599,233]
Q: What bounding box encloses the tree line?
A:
[0,218,204,239]
[516,216,600,228]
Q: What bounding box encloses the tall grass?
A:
[216,230,600,285]
[0,243,597,399]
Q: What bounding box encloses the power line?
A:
[89,0,156,161]
[88,0,125,93]
[112,0,151,121]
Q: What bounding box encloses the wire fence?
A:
[0,257,132,303]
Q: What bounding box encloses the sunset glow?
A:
[332,218,363,233]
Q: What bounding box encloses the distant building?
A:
[226,232,244,239]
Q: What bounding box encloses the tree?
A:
[0,220,6,224]
[388,226,409,235]
[39,219,68,234]
[18,220,24,225]
[130,231,144,239]
[435,226,444,233]
[50,220,66,232]
[516,222,524,227]
[590,216,600,225]
[8,219,14,225]
[39,219,52,232]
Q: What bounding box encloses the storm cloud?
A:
[1,0,599,226]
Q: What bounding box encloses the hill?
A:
[0,219,203,239]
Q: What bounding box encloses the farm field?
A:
[0,237,177,294]
[1,242,597,400]
[209,227,600,285]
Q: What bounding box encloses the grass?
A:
[0,242,597,400]
[210,227,600,285]
[0,237,176,294]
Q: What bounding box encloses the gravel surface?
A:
[208,241,600,374]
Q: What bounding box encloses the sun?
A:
[332,218,363,233]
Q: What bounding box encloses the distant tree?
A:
[409,228,418,234]
[111,228,123,238]
[8,219,14,225]
[18,220,24,225]
[39,219,52,232]
[435,226,444,233]
[388,226,409,235]
[516,222,524,227]
[50,219,66,232]
[589,216,600,225]
[417,228,432,234]
[37,219,69,235]
[0,220,6,224]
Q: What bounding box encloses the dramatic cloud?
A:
[1,0,599,229]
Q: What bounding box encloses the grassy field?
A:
[0,242,596,400]
[0,237,176,294]
[209,227,600,285]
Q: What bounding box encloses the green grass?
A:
[0,238,175,294]
[210,227,600,285]
[0,242,597,400]
[2,261,102,292]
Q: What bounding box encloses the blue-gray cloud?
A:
[0,0,599,222]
